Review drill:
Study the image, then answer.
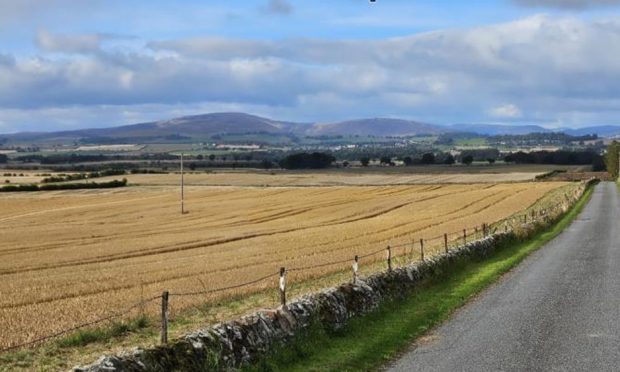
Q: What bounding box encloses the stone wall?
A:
[74,233,514,372]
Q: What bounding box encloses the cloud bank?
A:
[3,15,620,131]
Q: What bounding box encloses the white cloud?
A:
[4,15,620,131]
[488,104,523,118]
[36,30,103,54]
[0,0,100,29]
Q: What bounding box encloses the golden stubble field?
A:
[106,170,542,186]
[0,180,572,348]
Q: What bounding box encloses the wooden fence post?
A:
[386,246,392,271]
[353,256,359,284]
[279,267,286,307]
[444,233,448,253]
[463,229,467,245]
[420,239,425,261]
[161,290,169,345]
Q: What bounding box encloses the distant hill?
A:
[308,118,445,136]
[563,126,620,138]
[2,112,620,144]
[1,113,307,143]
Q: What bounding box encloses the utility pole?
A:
[181,153,185,214]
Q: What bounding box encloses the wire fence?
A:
[0,183,588,353]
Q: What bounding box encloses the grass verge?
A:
[247,185,594,372]
[56,315,149,348]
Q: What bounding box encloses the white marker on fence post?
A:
[161,290,169,345]
[353,255,359,284]
[279,267,287,307]
[386,246,392,271]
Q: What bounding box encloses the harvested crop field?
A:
[101,170,543,187]
[0,181,571,349]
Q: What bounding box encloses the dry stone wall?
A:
[74,233,512,372]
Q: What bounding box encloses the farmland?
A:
[0,177,574,353]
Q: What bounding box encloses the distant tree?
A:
[220,155,227,161]
[189,162,197,171]
[342,161,350,167]
[261,160,273,170]
[487,158,496,165]
[0,154,6,164]
[403,156,413,166]
[196,154,204,160]
[444,154,455,165]
[360,157,370,167]
[462,155,474,165]
[208,154,216,161]
[279,152,335,169]
[380,156,392,165]
[605,141,620,179]
[421,153,435,165]
[504,154,514,163]
[592,156,606,172]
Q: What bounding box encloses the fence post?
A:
[463,229,467,245]
[161,290,169,345]
[483,223,488,237]
[420,239,425,261]
[386,246,392,271]
[353,256,359,284]
[444,233,448,253]
[279,267,287,307]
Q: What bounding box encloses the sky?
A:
[2,0,620,133]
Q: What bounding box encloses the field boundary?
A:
[72,179,596,371]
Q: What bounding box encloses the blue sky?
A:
[2,0,620,132]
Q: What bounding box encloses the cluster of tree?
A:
[504,150,604,167]
[0,154,7,163]
[458,149,500,162]
[489,132,598,146]
[0,178,128,192]
[279,152,336,169]
[41,169,126,183]
[129,169,167,174]
[401,153,459,166]
[360,152,469,166]
[604,141,620,179]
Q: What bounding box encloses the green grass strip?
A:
[249,186,594,372]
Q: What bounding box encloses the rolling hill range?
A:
[1,112,619,144]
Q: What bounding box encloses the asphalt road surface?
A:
[388,182,620,372]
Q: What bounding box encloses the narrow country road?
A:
[388,182,620,372]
